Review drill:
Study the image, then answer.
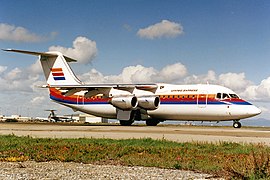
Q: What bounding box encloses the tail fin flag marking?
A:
[51,68,66,81]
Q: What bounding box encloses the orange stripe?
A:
[51,68,63,72]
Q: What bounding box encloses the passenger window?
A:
[216,93,222,99]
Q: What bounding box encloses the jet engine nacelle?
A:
[137,96,160,110]
[110,96,138,110]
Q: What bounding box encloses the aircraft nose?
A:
[249,105,261,116]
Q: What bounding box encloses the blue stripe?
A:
[53,77,66,80]
[207,101,226,105]
[228,101,252,105]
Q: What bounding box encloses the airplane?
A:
[3,49,261,128]
[46,109,75,122]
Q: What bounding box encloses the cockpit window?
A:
[229,94,239,99]
[216,93,239,99]
[222,93,230,99]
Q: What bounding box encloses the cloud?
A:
[80,65,157,84]
[183,71,253,93]
[240,77,270,101]
[0,23,56,42]
[184,71,215,84]
[184,70,217,84]
[258,106,269,114]
[0,66,7,74]
[218,72,252,92]
[0,65,41,92]
[137,20,184,39]
[28,60,42,74]
[0,77,32,92]
[158,63,187,82]
[121,65,157,83]
[79,69,107,83]
[31,96,45,105]
[0,61,52,117]
[49,36,98,64]
[80,62,188,84]
[5,68,24,81]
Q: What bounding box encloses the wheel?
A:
[120,120,134,126]
[146,119,160,126]
[233,121,241,128]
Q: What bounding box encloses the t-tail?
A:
[3,49,82,86]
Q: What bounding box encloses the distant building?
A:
[71,114,108,123]
[0,115,32,122]
[0,113,108,124]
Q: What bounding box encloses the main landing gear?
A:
[120,119,134,126]
[233,120,242,128]
[146,119,160,126]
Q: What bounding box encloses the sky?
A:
[0,0,270,124]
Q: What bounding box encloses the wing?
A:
[44,84,159,97]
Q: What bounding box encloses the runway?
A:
[0,123,270,145]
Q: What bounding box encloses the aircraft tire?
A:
[146,119,160,126]
[233,121,241,128]
[120,120,134,126]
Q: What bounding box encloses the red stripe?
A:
[52,72,64,76]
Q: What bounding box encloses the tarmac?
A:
[0,123,270,145]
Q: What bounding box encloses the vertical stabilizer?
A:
[40,52,82,86]
[3,49,82,86]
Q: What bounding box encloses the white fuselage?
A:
[51,83,261,122]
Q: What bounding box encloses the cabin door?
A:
[197,91,208,108]
[77,95,84,106]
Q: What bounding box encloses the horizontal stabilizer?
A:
[2,49,77,62]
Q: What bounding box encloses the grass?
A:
[0,135,269,179]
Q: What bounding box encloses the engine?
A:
[137,96,160,110]
[110,96,138,110]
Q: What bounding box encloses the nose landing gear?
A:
[233,120,242,128]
